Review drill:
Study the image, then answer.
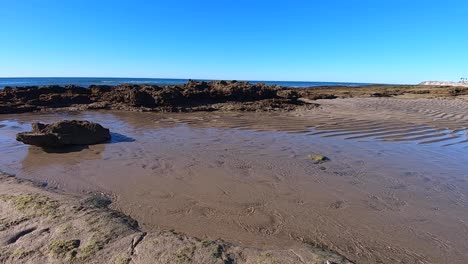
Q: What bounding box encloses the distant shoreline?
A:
[420,81,468,87]
[0,77,379,89]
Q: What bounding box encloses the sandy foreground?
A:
[0,173,351,264]
[1,91,468,263]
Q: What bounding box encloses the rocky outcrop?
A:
[16,120,111,148]
[88,80,282,108]
[0,80,313,113]
[4,80,468,114]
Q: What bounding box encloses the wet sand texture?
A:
[1,97,468,263]
[0,173,351,264]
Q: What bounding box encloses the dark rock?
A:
[0,80,315,113]
[64,85,90,95]
[0,104,38,114]
[370,92,391,97]
[278,90,300,101]
[154,88,183,106]
[81,195,112,209]
[219,98,308,112]
[130,90,156,107]
[308,94,338,100]
[89,85,113,95]
[448,87,468,96]
[16,120,111,148]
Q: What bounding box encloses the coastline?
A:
[1,80,468,115]
[1,81,468,263]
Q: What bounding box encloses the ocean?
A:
[0,77,374,89]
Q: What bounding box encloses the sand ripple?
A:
[135,98,468,147]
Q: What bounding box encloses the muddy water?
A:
[1,98,468,264]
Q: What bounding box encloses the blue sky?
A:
[1,0,467,84]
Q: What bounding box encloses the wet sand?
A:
[0,173,351,264]
[1,97,468,263]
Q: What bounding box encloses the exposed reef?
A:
[0,80,313,114]
[2,80,467,114]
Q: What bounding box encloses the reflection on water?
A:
[0,106,467,264]
[21,144,105,169]
[110,132,136,144]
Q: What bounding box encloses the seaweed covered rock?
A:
[16,120,111,148]
[0,81,290,113]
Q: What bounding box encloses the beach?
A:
[1,82,468,263]
[3,0,468,262]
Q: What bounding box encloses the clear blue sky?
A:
[1,0,467,84]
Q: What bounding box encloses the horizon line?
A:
[0,76,398,85]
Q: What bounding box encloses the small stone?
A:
[307,154,330,163]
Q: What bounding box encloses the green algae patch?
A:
[58,222,74,234]
[78,238,105,260]
[307,154,330,163]
[115,254,131,264]
[11,248,34,260]
[174,244,196,263]
[49,239,80,259]
[255,252,280,264]
[0,194,59,217]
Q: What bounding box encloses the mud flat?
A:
[1,84,468,263]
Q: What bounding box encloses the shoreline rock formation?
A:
[1,80,468,115]
[16,120,111,148]
[0,80,311,114]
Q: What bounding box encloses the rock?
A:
[216,98,311,112]
[277,90,300,101]
[16,120,111,148]
[3,81,468,114]
[448,87,468,96]
[369,91,400,97]
[0,104,38,114]
[0,81,304,113]
[308,94,338,100]
[307,154,330,163]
